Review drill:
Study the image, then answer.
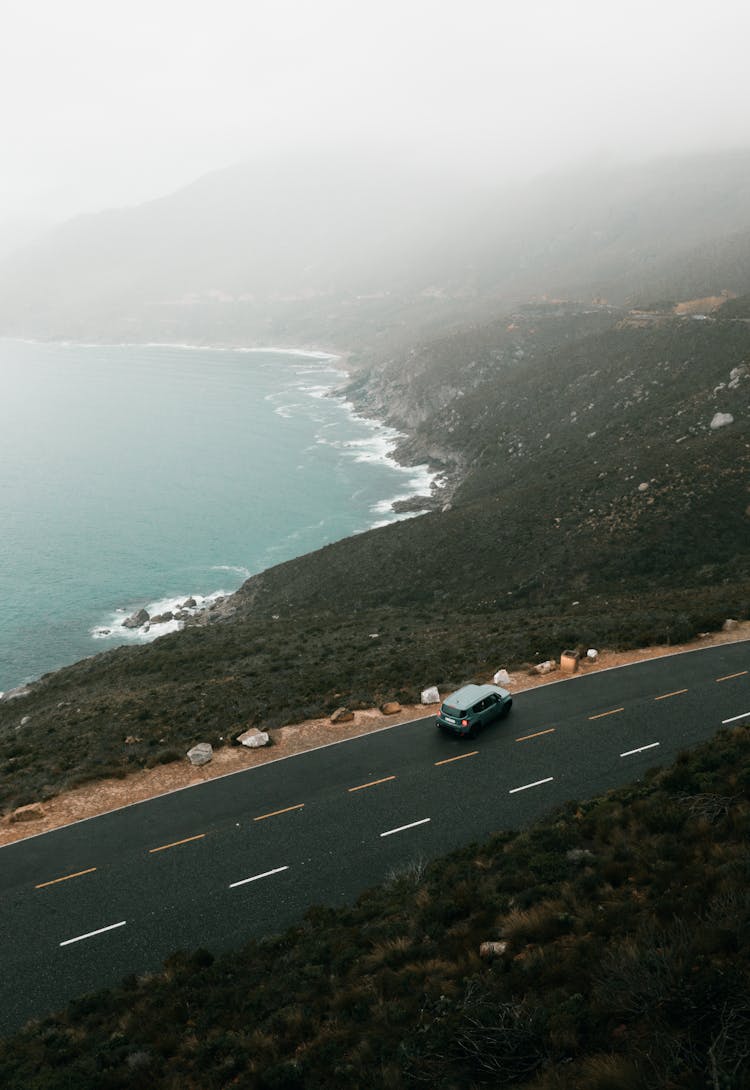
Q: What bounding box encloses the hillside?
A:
[1,301,747,813]
[2,149,750,351]
[1,719,749,1087]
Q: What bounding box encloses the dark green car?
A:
[435,683,512,738]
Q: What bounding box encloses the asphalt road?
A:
[0,640,748,1036]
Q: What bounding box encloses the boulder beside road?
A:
[237,728,270,748]
[186,742,213,766]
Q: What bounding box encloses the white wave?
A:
[299,383,336,399]
[294,365,342,376]
[211,564,251,578]
[90,589,227,644]
[274,402,304,419]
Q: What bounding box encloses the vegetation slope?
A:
[1,719,749,1087]
[1,302,748,813]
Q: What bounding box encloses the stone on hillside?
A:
[560,650,580,673]
[421,686,440,704]
[567,848,595,863]
[19,716,31,726]
[380,701,402,715]
[479,941,508,959]
[181,597,197,609]
[534,661,555,675]
[637,481,649,492]
[186,742,213,766]
[710,412,734,430]
[493,669,511,686]
[123,608,150,629]
[237,728,270,748]
[722,619,739,632]
[330,707,354,724]
[8,802,46,824]
[586,648,599,662]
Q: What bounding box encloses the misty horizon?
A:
[3,0,750,229]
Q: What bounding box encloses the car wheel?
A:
[502,699,512,717]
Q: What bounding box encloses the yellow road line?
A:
[589,707,624,720]
[716,671,748,683]
[348,775,396,792]
[516,728,556,742]
[254,803,305,822]
[434,750,479,766]
[35,867,97,890]
[654,689,688,700]
[149,833,206,854]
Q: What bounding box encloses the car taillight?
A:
[462,719,469,727]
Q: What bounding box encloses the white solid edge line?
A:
[229,865,289,889]
[380,818,431,838]
[722,711,750,724]
[620,742,661,758]
[60,920,126,947]
[509,777,554,794]
[5,638,749,853]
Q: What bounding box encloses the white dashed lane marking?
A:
[509,777,554,794]
[60,921,126,947]
[229,866,289,890]
[620,742,660,758]
[380,818,431,838]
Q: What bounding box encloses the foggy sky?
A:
[2,0,750,224]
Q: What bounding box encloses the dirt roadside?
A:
[2,622,748,847]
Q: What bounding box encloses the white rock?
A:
[237,728,270,748]
[535,660,555,675]
[493,669,511,686]
[421,686,440,704]
[638,482,649,492]
[479,941,508,958]
[186,742,213,766]
[710,412,734,430]
[19,715,31,726]
[587,648,599,662]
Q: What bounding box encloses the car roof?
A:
[443,683,499,708]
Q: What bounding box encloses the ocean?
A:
[0,340,433,692]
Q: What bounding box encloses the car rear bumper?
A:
[435,718,471,736]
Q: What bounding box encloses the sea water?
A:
[0,340,434,692]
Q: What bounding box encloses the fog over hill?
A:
[2,147,750,349]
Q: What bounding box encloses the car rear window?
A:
[441,705,464,717]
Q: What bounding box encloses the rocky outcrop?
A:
[150,611,174,624]
[123,608,150,629]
